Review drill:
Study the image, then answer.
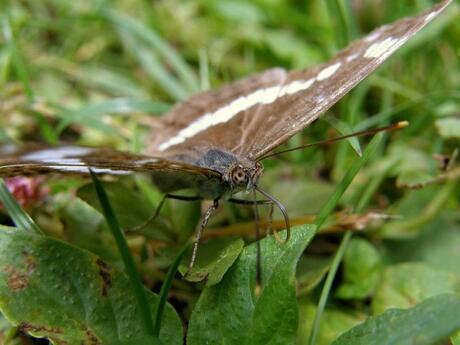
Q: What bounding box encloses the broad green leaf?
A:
[372,263,460,315]
[0,228,183,344]
[332,294,460,345]
[180,237,244,286]
[336,238,382,300]
[188,224,316,345]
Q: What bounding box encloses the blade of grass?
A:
[90,171,155,339]
[79,65,149,98]
[0,178,42,234]
[51,99,170,137]
[153,240,192,337]
[117,28,189,101]
[3,16,57,144]
[309,132,385,345]
[3,16,33,102]
[0,45,12,85]
[199,48,210,91]
[106,11,199,94]
[323,115,362,156]
[324,0,352,49]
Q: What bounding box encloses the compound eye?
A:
[232,168,248,186]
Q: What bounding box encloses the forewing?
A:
[147,0,451,160]
[146,68,287,158]
[0,145,221,194]
[241,0,452,158]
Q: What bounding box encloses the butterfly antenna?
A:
[252,185,262,295]
[258,121,409,161]
[254,185,291,243]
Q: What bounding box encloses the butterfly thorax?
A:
[193,149,263,195]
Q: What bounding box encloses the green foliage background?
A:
[1,0,460,344]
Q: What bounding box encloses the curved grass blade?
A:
[325,0,352,49]
[314,132,384,230]
[90,171,155,339]
[153,240,192,337]
[3,16,56,144]
[309,132,385,345]
[0,179,41,234]
[105,11,199,95]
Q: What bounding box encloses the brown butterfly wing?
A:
[146,0,451,161]
[145,68,288,160]
[240,0,452,159]
[0,145,223,197]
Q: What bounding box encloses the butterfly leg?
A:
[125,194,203,233]
[186,199,219,275]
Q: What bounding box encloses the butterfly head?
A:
[226,161,263,191]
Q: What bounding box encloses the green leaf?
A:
[435,118,460,139]
[188,224,316,345]
[335,238,382,300]
[387,144,434,189]
[0,228,183,344]
[372,263,460,315]
[332,294,460,345]
[180,237,244,286]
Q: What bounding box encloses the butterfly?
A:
[0,0,452,277]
